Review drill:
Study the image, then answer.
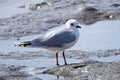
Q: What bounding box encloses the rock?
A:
[81,7,98,12]
[112,3,120,7]
[41,60,120,80]
[43,62,89,77]
[74,6,100,24]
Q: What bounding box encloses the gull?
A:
[15,19,81,66]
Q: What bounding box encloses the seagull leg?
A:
[63,51,67,65]
[56,51,59,66]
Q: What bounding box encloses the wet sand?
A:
[0,0,120,80]
[0,0,120,39]
[0,50,120,80]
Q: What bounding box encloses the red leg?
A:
[56,51,59,66]
[63,51,67,65]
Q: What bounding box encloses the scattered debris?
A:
[18,2,52,10]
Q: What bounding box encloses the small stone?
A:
[82,6,98,12]
[109,15,113,19]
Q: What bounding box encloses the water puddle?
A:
[32,74,64,80]
[89,54,120,62]
[0,58,78,80]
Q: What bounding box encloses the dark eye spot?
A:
[71,23,74,26]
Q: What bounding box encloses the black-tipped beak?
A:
[76,25,81,28]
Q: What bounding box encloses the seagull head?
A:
[65,19,81,29]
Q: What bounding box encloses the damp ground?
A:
[0,0,120,80]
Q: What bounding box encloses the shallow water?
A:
[0,0,120,79]
[0,20,120,78]
[71,20,120,51]
[0,39,41,53]
[0,20,120,80]
[89,54,120,62]
[0,0,40,18]
[0,20,120,52]
[0,58,79,67]
[0,6,27,18]
[32,74,64,80]
[0,58,78,80]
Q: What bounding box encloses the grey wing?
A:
[31,31,76,47]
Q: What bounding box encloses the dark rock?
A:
[112,3,120,7]
[74,7,100,24]
[81,7,98,12]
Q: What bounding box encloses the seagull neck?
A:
[65,24,71,28]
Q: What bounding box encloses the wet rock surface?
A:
[44,61,120,80]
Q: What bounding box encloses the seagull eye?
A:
[71,23,74,26]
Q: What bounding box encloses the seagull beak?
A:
[76,25,81,28]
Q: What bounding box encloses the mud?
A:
[0,0,120,80]
[0,64,29,80]
[0,50,120,80]
[0,0,120,39]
